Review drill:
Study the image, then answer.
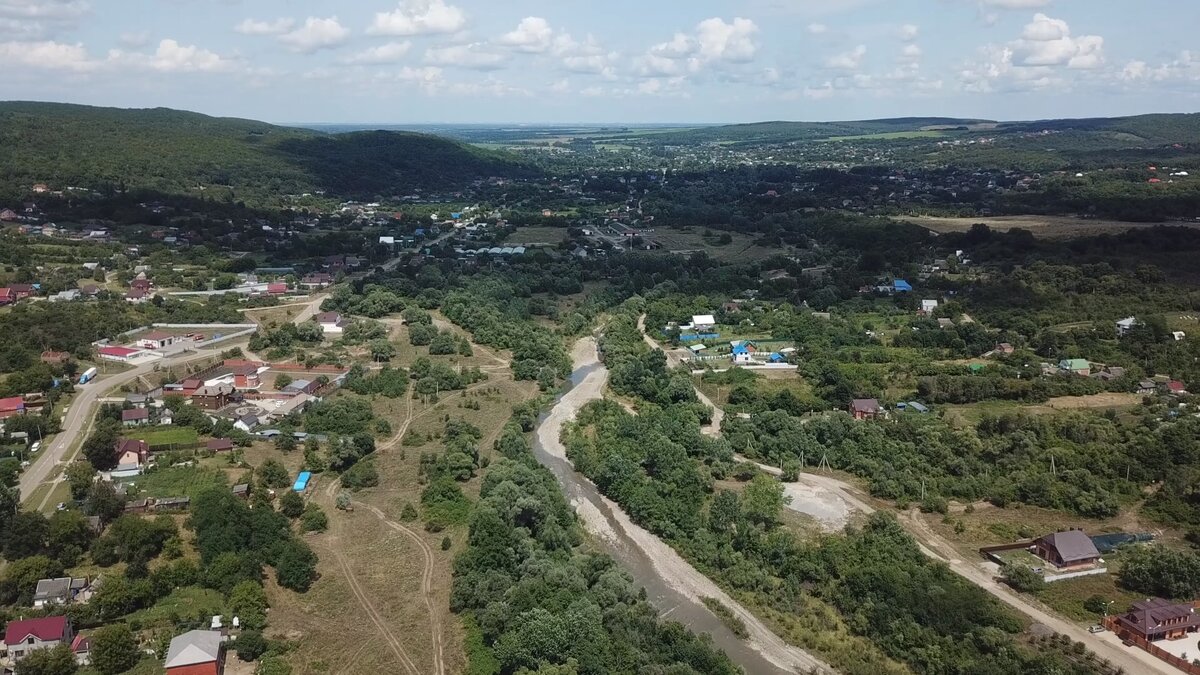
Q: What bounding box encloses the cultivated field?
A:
[906,215,1200,239]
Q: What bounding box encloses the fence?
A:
[1103,615,1200,674]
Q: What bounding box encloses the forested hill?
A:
[0,101,536,202]
[650,117,994,144]
[650,112,1200,146]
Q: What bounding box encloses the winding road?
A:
[634,320,1178,675]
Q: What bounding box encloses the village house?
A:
[69,633,91,666]
[691,314,717,331]
[300,272,333,289]
[124,288,149,304]
[1058,358,1091,376]
[165,630,225,675]
[40,351,71,366]
[2,616,74,665]
[919,299,939,315]
[230,363,262,389]
[206,438,235,453]
[191,383,238,410]
[1116,316,1140,337]
[121,408,150,427]
[112,439,150,477]
[0,397,26,420]
[1033,530,1102,570]
[1165,380,1188,396]
[849,398,882,420]
[1112,598,1200,642]
[317,312,347,335]
[32,577,94,608]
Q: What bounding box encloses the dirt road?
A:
[537,337,832,674]
[636,314,723,436]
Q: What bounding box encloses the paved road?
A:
[18,346,239,502]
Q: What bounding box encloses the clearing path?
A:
[360,503,445,675]
[323,480,422,675]
[535,337,832,675]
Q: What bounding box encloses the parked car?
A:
[1088,625,1106,634]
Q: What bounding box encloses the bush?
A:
[300,504,328,532]
[340,461,379,491]
[234,629,268,661]
[1001,564,1045,593]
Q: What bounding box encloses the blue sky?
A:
[0,0,1197,124]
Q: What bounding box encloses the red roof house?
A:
[267,282,287,295]
[97,345,142,361]
[0,288,13,305]
[3,615,73,662]
[0,396,26,420]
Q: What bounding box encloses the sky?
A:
[0,0,1198,124]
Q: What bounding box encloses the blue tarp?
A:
[894,279,913,292]
[678,333,720,341]
[293,471,312,492]
[769,353,785,362]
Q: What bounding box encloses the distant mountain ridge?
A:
[0,101,535,202]
[650,113,1200,145]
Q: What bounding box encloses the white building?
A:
[920,299,939,315]
[1116,317,1139,336]
[691,314,716,331]
[316,312,347,335]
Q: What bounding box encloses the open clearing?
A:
[265,322,538,675]
[649,227,787,263]
[906,214,1200,239]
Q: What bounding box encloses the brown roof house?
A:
[1113,598,1200,642]
[1033,530,1101,570]
[191,383,238,410]
[849,398,882,421]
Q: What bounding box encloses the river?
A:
[529,337,829,675]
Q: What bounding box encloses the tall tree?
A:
[89,624,140,675]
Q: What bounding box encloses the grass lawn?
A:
[648,227,785,264]
[134,465,228,499]
[507,225,568,244]
[126,586,226,628]
[1034,565,1143,623]
[122,426,199,448]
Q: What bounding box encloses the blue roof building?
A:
[894,279,913,292]
[769,352,785,363]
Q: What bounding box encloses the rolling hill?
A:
[0,101,536,202]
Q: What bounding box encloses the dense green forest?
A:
[0,102,535,202]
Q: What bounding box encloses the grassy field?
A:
[126,586,226,628]
[506,225,568,244]
[244,304,305,328]
[134,465,228,498]
[264,322,539,674]
[942,393,1141,426]
[823,130,944,141]
[122,426,199,447]
[905,215,1200,239]
[648,227,786,263]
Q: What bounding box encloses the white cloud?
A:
[899,24,919,41]
[339,41,412,65]
[634,16,758,81]
[650,33,694,59]
[497,16,554,53]
[234,18,296,36]
[368,0,466,37]
[825,44,867,70]
[981,0,1051,8]
[0,0,87,22]
[807,23,828,35]
[1117,51,1200,84]
[0,39,93,71]
[694,17,758,63]
[0,0,88,39]
[423,42,506,70]
[125,39,233,73]
[1012,14,1103,69]
[900,44,922,61]
[803,81,836,99]
[279,17,350,53]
